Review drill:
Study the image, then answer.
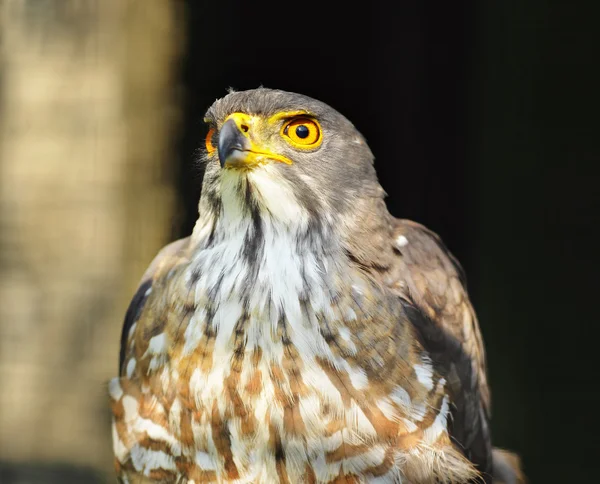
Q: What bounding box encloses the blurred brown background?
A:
[0,1,598,483]
[0,1,182,482]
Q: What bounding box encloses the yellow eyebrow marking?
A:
[267,110,313,124]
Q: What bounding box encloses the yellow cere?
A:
[222,112,294,166]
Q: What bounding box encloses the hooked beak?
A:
[218,113,293,168]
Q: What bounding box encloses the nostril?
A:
[240,124,249,133]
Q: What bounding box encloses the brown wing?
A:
[386,218,492,476]
[118,236,191,374]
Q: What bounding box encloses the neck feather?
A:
[190,169,343,312]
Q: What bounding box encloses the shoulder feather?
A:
[118,237,191,373]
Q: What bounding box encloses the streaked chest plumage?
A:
[111,214,457,483]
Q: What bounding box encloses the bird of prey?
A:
[110,88,524,483]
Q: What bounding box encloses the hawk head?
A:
[199,88,386,236]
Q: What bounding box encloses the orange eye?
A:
[282,118,321,147]
[205,128,216,153]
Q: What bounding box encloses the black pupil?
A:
[295,125,310,139]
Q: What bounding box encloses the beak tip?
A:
[218,118,247,168]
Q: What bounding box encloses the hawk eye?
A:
[282,117,321,148]
[205,127,216,153]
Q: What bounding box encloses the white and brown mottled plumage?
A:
[110,88,524,483]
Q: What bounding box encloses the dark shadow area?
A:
[175,2,599,483]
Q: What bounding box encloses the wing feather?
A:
[118,236,191,374]
[387,218,492,476]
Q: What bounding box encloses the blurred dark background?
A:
[0,1,597,483]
